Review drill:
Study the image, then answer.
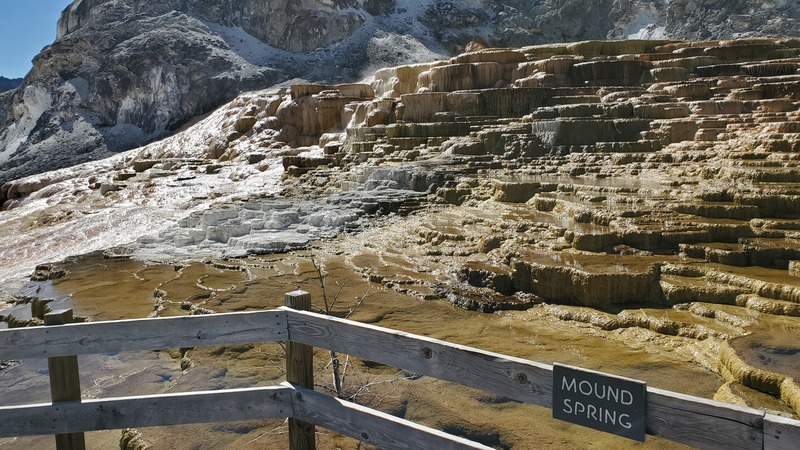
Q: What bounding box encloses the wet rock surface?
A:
[128,189,426,261]
[3,38,800,447]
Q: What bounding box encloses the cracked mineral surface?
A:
[2,38,800,448]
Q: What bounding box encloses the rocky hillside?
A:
[1,0,799,185]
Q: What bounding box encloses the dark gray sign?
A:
[553,364,647,441]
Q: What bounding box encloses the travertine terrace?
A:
[268,38,800,418]
[3,38,800,448]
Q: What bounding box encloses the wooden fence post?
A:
[285,291,315,450]
[45,309,85,450]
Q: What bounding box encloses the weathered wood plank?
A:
[0,310,287,359]
[764,414,800,450]
[0,386,292,437]
[45,309,86,450]
[285,291,316,450]
[282,308,553,406]
[45,310,83,405]
[646,387,764,450]
[286,383,493,450]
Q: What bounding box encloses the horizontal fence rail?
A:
[0,383,489,450]
[0,310,288,360]
[284,307,555,405]
[0,303,798,449]
[290,383,492,450]
[0,386,292,437]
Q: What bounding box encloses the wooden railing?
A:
[0,290,798,450]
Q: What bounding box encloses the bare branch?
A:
[340,355,351,387]
[311,257,331,314]
[345,286,371,320]
[329,278,349,311]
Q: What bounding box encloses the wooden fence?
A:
[0,290,798,449]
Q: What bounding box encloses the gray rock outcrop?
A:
[0,0,283,185]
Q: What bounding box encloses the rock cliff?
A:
[1,0,799,185]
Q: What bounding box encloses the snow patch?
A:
[628,25,668,40]
[0,86,53,159]
[624,3,668,40]
[21,85,52,122]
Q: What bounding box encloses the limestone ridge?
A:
[264,38,800,312]
[1,1,799,185]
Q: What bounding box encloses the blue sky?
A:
[0,0,73,78]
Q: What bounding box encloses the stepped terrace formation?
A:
[3,38,800,448]
[274,37,800,419]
